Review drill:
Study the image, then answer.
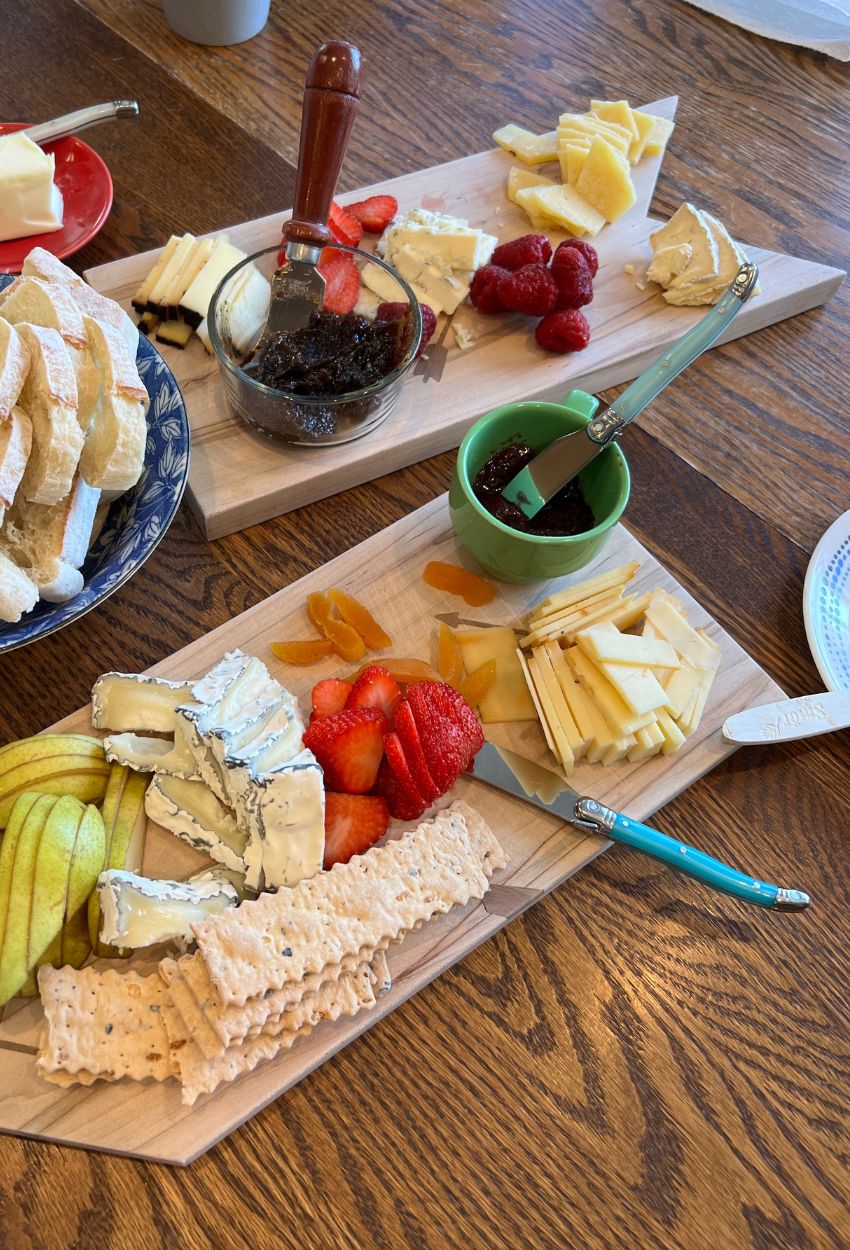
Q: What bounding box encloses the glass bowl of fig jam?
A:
[449,391,630,583]
[208,242,423,445]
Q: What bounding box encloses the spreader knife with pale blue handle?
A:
[501,260,760,518]
[469,742,810,910]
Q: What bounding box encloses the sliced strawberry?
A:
[311,678,351,721]
[405,681,484,793]
[345,665,402,723]
[318,250,361,315]
[393,700,440,802]
[323,792,389,868]
[303,707,387,793]
[376,735,427,821]
[346,195,398,234]
[328,201,363,248]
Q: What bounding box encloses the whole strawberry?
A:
[535,309,591,354]
[551,248,593,310]
[491,233,552,271]
[497,263,558,317]
[554,238,599,277]
[470,264,510,314]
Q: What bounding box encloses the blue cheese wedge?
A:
[145,773,247,872]
[241,748,325,891]
[97,866,238,949]
[369,207,497,316]
[103,729,199,778]
[92,672,195,733]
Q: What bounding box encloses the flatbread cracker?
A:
[165,962,377,1104]
[195,803,505,1007]
[36,965,172,1085]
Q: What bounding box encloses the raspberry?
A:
[491,233,552,271]
[469,264,510,313]
[496,263,557,316]
[535,309,591,354]
[553,239,599,278]
[551,249,593,310]
[376,300,437,357]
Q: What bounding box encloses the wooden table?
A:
[1,2,848,1246]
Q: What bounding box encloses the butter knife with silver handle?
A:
[20,100,139,146]
[722,690,850,744]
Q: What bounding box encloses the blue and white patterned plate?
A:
[0,273,190,654]
[803,508,850,692]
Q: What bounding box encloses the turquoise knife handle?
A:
[587,260,759,445]
[575,797,810,910]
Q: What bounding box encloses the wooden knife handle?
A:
[284,41,362,249]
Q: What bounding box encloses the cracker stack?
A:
[0,247,147,623]
[36,802,507,1105]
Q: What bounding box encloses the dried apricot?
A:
[458,659,497,707]
[423,560,495,607]
[327,588,392,649]
[349,657,439,685]
[306,591,367,663]
[270,639,334,665]
[437,622,464,687]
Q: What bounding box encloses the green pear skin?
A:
[0,794,61,1005]
[26,795,89,974]
[0,735,109,828]
[0,792,43,958]
[88,764,149,956]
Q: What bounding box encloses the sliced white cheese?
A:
[144,773,248,872]
[103,730,199,778]
[176,651,274,796]
[97,865,238,949]
[361,260,409,305]
[241,748,325,891]
[226,265,270,353]
[92,672,195,733]
[206,687,298,797]
[223,698,306,821]
[179,237,246,327]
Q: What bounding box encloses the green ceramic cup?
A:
[449,390,630,584]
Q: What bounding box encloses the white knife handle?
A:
[722,690,850,745]
[21,101,139,146]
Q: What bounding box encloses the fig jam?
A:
[473,441,596,537]
[253,310,401,396]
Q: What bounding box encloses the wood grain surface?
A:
[1,0,849,1246]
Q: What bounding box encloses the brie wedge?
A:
[92,672,195,733]
[241,747,325,891]
[144,773,248,872]
[104,729,200,779]
[97,866,238,949]
[176,651,275,796]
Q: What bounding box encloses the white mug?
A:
[162,0,271,46]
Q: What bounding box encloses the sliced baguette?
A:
[0,406,33,525]
[1,277,96,427]
[1,471,100,602]
[78,315,147,492]
[20,247,139,361]
[21,247,85,288]
[0,318,31,419]
[0,549,38,622]
[15,324,83,506]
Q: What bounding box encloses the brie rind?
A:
[204,684,297,792]
[145,773,247,872]
[221,698,305,817]
[241,748,325,891]
[176,651,273,796]
[97,865,238,949]
[104,730,199,779]
[663,210,751,307]
[649,203,718,291]
[92,671,195,733]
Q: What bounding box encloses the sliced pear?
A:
[0,734,109,828]
[26,795,91,974]
[0,793,60,1005]
[88,764,149,957]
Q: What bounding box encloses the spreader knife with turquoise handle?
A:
[469,742,810,910]
[501,260,760,519]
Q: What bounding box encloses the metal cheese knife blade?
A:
[468,742,810,911]
[722,690,850,744]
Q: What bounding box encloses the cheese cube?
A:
[590,99,640,143]
[516,184,605,237]
[643,115,675,157]
[507,166,555,204]
[575,138,636,223]
[493,125,559,165]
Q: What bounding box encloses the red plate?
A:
[0,122,113,273]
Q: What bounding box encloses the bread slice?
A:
[20,247,139,362]
[15,324,83,506]
[0,318,31,419]
[21,247,85,288]
[0,406,33,525]
[78,315,146,492]
[0,277,87,349]
[1,471,100,603]
[0,549,38,622]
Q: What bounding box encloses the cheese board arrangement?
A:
[0,493,795,1164]
[84,93,844,539]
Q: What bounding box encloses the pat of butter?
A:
[0,133,64,243]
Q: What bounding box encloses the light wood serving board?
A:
[84,97,845,540]
[0,497,783,1163]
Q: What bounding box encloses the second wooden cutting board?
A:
[84,96,843,539]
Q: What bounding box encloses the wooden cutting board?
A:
[0,495,783,1163]
[84,97,845,540]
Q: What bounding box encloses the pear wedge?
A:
[0,793,61,1005]
[87,764,149,956]
[25,795,95,976]
[0,735,109,828]
[60,905,91,969]
[0,792,43,957]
